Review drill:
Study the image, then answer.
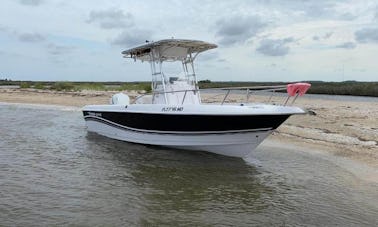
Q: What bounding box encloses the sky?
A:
[1,0,378,82]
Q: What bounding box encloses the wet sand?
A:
[1,88,377,168]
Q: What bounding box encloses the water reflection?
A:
[85,134,275,225]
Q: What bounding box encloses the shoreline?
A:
[1,88,377,169]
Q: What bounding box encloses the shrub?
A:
[199,79,211,83]
[20,82,31,88]
[143,84,152,93]
[34,83,45,90]
[118,82,151,92]
[50,82,75,91]
[76,83,106,91]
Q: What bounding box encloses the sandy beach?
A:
[1,88,377,168]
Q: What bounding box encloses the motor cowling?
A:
[110,93,130,105]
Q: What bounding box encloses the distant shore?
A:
[1,87,377,168]
[1,80,377,97]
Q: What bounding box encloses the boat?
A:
[82,39,310,158]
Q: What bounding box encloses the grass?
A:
[34,82,45,90]
[198,81,378,97]
[75,83,106,91]
[19,82,31,89]
[0,80,377,97]
[117,82,151,92]
[308,81,378,96]
[71,82,151,92]
[50,82,77,91]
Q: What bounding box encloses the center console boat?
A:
[83,39,310,158]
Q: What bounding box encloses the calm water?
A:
[0,103,377,226]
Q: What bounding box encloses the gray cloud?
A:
[215,15,268,46]
[47,43,75,55]
[19,0,43,6]
[87,9,134,29]
[323,32,333,39]
[256,37,295,56]
[339,12,357,21]
[355,28,378,43]
[18,33,45,42]
[264,1,333,18]
[304,2,334,18]
[335,42,356,49]
[265,0,360,22]
[111,29,153,47]
[313,32,333,41]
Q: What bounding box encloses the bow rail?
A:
[132,83,311,106]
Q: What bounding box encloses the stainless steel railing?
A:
[132,85,302,106]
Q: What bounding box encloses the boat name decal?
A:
[87,112,102,117]
[161,107,184,112]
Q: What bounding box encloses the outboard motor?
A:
[110,93,130,105]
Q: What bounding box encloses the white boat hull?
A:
[83,103,305,158]
[85,119,272,158]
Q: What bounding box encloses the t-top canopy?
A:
[122,39,217,62]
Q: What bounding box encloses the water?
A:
[0,103,377,226]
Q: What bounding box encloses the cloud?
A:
[47,43,75,55]
[0,25,8,32]
[18,32,45,42]
[87,9,134,29]
[215,15,268,46]
[19,0,43,6]
[273,1,334,18]
[335,42,356,49]
[197,51,219,61]
[270,0,360,22]
[305,3,333,18]
[323,32,333,39]
[313,32,333,41]
[256,37,295,56]
[339,12,357,21]
[111,29,153,47]
[355,27,378,43]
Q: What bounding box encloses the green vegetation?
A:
[50,82,77,91]
[20,82,31,88]
[198,81,378,97]
[118,82,151,92]
[199,79,212,84]
[0,79,377,97]
[307,81,378,97]
[34,82,45,90]
[76,83,106,91]
[198,81,286,89]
